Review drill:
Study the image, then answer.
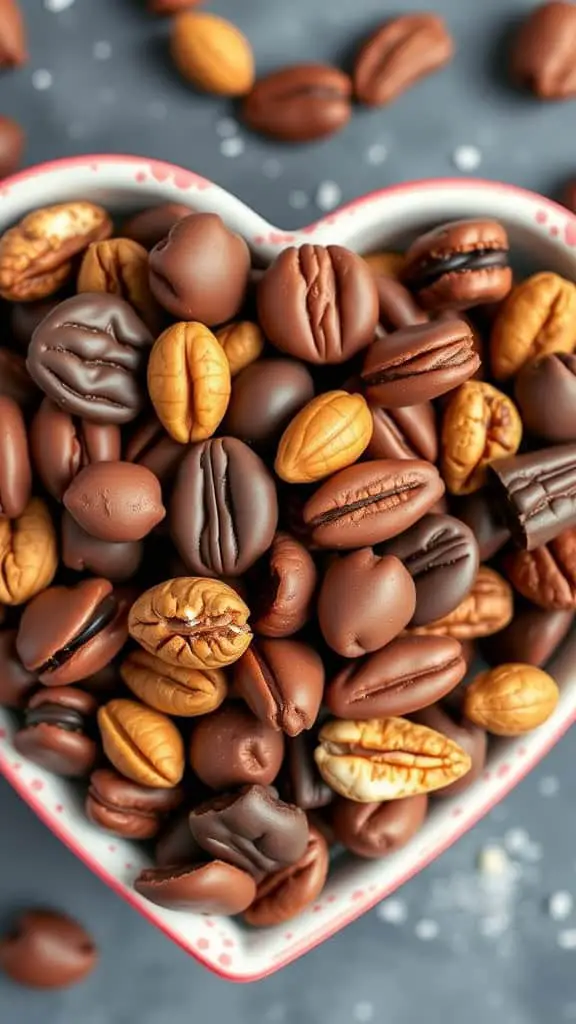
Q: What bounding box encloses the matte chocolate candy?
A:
[378,513,480,626]
[14,687,97,777]
[490,443,576,549]
[30,397,122,501]
[135,861,256,914]
[171,437,278,577]
[251,531,318,638]
[353,13,454,106]
[332,793,428,858]
[27,293,153,424]
[514,353,576,442]
[243,64,352,142]
[367,402,438,462]
[411,703,487,797]
[189,784,309,879]
[189,702,285,789]
[62,512,143,582]
[149,212,250,325]
[0,394,31,518]
[361,319,479,407]
[63,461,166,543]
[454,489,511,561]
[317,549,416,657]
[325,634,466,718]
[302,458,445,549]
[234,638,324,736]
[0,629,37,709]
[283,732,334,810]
[224,358,315,450]
[86,768,184,839]
[244,824,329,926]
[483,604,573,668]
[258,244,379,365]
[403,219,512,311]
[373,275,429,330]
[123,203,192,250]
[16,578,128,685]
[0,910,97,989]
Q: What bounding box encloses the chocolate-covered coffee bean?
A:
[224,358,315,451]
[135,861,256,915]
[189,702,285,789]
[332,794,428,858]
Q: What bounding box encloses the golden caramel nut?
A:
[77,237,161,331]
[129,577,252,669]
[171,12,255,96]
[147,322,231,444]
[407,565,513,639]
[120,648,227,717]
[463,663,559,736]
[0,201,112,301]
[441,381,522,494]
[490,272,576,381]
[275,391,373,484]
[0,498,57,605]
[314,717,471,802]
[363,251,405,279]
[98,698,185,788]
[215,321,264,377]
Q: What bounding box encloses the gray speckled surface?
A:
[2,0,576,1020]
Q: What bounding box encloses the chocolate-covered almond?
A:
[243,64,352,142]
[325,634,466,718]
[234,638,324,736]
[63,461,165,543]
[0,394,31,518]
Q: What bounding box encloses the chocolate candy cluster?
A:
[0,201,571,927]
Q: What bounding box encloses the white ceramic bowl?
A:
[1,155,576,981]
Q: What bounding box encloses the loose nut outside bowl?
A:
[1,156,576,980]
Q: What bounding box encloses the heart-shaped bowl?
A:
[1,155,576,981]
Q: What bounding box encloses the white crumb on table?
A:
[216,117,239,138]
[288,190,309,210]
[477,844,509,877]
[548,891,574,921]
[504,828,532,855]
[452,144,482,172]
[557,929,576,950]
[44,0,75,10]
[93,41,113,61]
[414,918,439,941]
[353,1002,374,1022]
[315,180,342,211]
[539,775,560,797]
[32,69,53,91]
[365,143,388,165]
[375,897,408,924]
[220,137,244,158]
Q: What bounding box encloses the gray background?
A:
[1,0,576,1021]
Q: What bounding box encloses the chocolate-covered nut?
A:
[189,702,285,789]
[332,794,428,858]
[120,647,227,717]
[16,578,129,685]
[30,397,122,501]
[135,861,256,915]
[85,768,184,839]
[511,1,576,98]
[353,14,453,106]
[302,458,445,549]
[361,319,479,407]
[378,514,479,626]
[149,212,250,325]
[515,353,576,442]
[63,461,165,543]
[283,733,334,810]
[122,203,192,250]
[62,512,143,582]
[441,381,522,495]
[10,299,61,351]
[454,489,511,560]
[403,219,512,311]
[251,531,317,638]
[244,824,329,926]
[490,272,576,381]
[0,395,31,518]
[325,635,466,718]
[0,910,97,989]
[155,811,206,867]
[242,64,352,142]
[98,698,185,788]
[409,565,513,639]
[411,703,487,797]
[14,687,97,777]
[372,276,428,330]
[224,358,315,451]
[368,402,438,462]
[234,638,324,736]
[171,437,278,577]
[124,415,186,484]
[0,114,24,178]
[258,245,378,365]
[0,348,40,409]
[27,293,152,424]
[276,391,373,484]
[0,497,57,606]
[503,527,576,610]
[0,629,37,708]
[189,784,308,879]
[317,549,416,657]
[490,443,576,549]
[129,577,252,669]
[483,604,573,668]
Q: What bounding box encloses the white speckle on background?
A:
[477,845,509,877]
[220,137,244,158]
[262,158,283,179]
[452,145,482,172]
[315,180,342,211]
[376,897,408,925]
[504,828,531,855]
[549,891,574,921]
[353,1002,374,1022]
[67,122,86,140]
[32,69,53,91]
[558,929,576,950]
[148,101,167,120]
[99,87,116,105]
[414,918,439,941]
[288,190,309,210]
[93,41,112,61]
[44,0,75,10]
[216,117,238,138]
[365,143,388,165]
[539,775,560,797]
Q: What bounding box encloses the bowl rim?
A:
[1,153,576,982]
